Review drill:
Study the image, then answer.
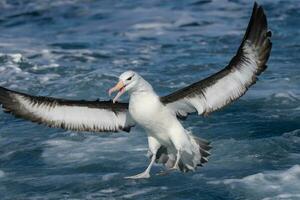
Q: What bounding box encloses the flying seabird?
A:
[0,2,271,179]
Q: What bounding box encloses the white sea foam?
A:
[99,188,118,193]
[273,91,299,101]
[0,53,23,63]
[283,129,300,137]
[202,127,300,174]
[173,13,197,27]
[38,73,60,83]
[209,165,300,199]
[85,188,119,199]
[0,170,5,178]
[263,194,300,200]
[132,22,172,30]
[101,173,119,181]
[122,188,156,199]
[125,21,173,39]
[11,53,22,63]
[32,63,60,71]
[42,135,136,165]
[0,53,34,88]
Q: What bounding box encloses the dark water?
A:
[0,0,299,199]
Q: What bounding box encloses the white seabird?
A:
[0,2,271,179]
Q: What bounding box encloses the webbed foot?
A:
[124,171,150,179]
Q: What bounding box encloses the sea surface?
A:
[0,0,299,199]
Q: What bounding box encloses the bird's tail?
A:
[155,131,212,172]
[192,135,212,166]
[179,132,212,172]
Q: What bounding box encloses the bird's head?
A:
[108,70,139,103]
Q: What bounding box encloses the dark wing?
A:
[0,86,135,132]
[161,2,272,119]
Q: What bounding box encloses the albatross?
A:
[0,2,271,179]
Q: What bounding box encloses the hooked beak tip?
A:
[108,80,125,103]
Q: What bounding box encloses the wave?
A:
[122,187,157,199]
[208,165,300,199]
[41,134,146,166]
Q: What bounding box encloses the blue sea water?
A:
[0,0,299,199]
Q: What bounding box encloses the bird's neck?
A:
[128,78,155,96]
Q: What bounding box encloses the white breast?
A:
[129,92,161,128]
[129,91,181,146]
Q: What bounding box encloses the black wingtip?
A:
[0,86,10,104]
[236,2,272,74]
[253,1,258,10]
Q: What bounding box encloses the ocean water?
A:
[0,0,299,199]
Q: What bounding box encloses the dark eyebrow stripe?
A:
[127,74,135,80]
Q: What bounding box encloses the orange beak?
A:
[108,80,126,103]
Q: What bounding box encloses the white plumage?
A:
[15,95,133,132]
[125,77,205,178]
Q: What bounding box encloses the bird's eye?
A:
[127,76,132,81]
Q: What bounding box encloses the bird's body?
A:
[129,80,177,147]
[125,76,204,178]
[0,2,272,178]
[131,93,172,145]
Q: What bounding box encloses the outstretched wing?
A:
[0,86,135,132]
[161,2,272,119]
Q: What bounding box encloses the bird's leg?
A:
[171,150,181,170]
[125,136,160,179]
[125,153,156,179]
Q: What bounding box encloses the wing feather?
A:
[0,86,135,132]
[161,2,272,119]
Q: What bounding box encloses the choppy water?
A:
[0,0,299,199]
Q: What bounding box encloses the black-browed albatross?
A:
[0,2,271,179]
